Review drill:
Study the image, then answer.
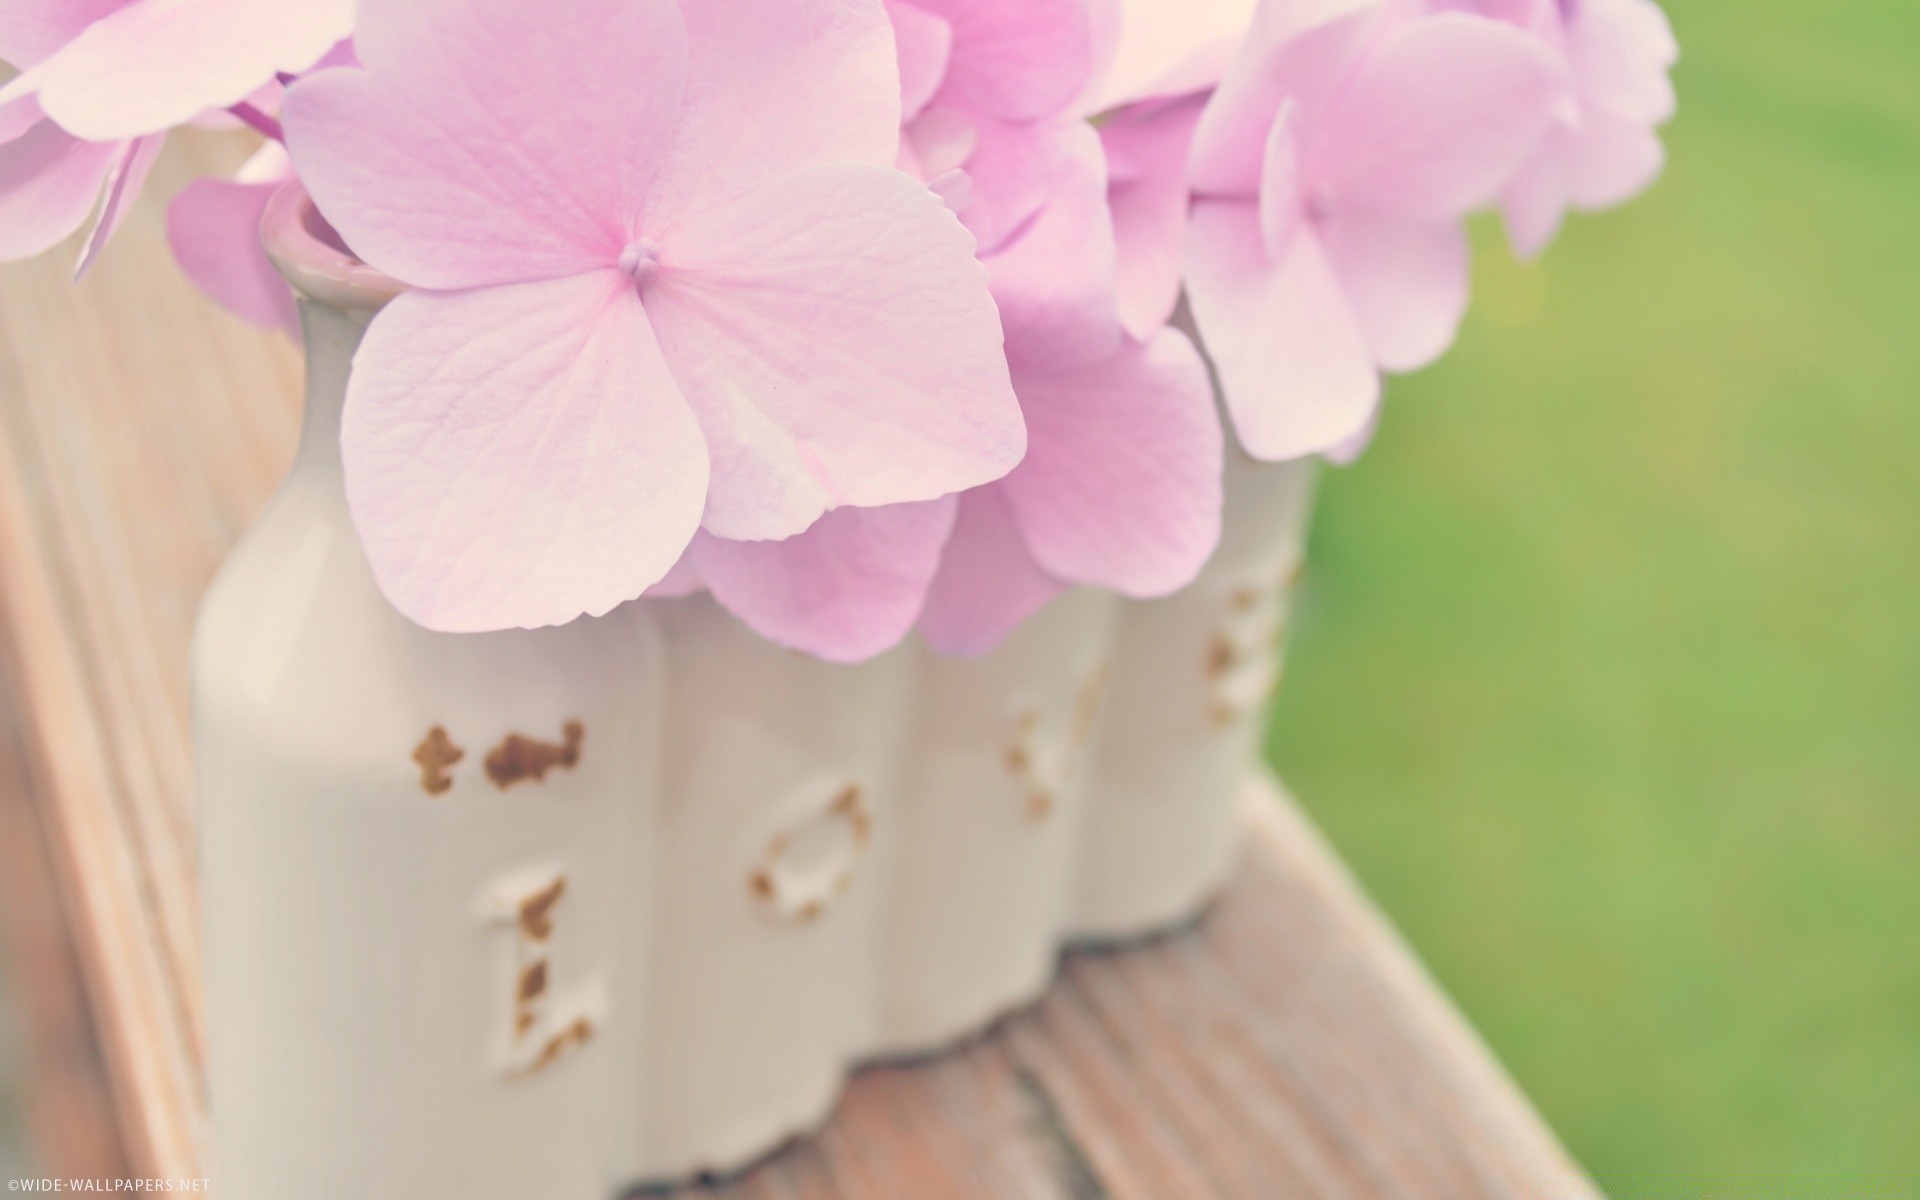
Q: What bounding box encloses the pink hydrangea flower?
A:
[0,0,348,275]
[660,0,1225,662]
[280,0,1025,634]
[1184,0,1568,461]
[902,0,1223,657]
[0,4,154,274]
[0,92,158,274]
[1439,0,1678,256]
[917,328,1222,656]
[1084,0,1261,342]
[892,0,1123,361]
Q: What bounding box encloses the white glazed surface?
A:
[633,595,914,1181]
[875,588,1119,1057]
[1068,445,1317,942]
[196,299,662,1199]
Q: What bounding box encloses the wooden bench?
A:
[0,133,1598,1199]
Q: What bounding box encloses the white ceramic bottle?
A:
[1069,440,1316,942]
[874,589,1118,1057]
[632,595,915,1182]
[195,184,661,1200]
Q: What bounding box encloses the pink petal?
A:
[283,0,689,291]
[167,177,300,335]
[888,0,955,123]
[950,108,1070,253]
[1321,402,1380,465]
[1188,0,1380,196]
[645,163,1025,542]
[1101,93,1205,339]
[1258,101,1304,256]
[985,120,1122,371]
[918,486,1066,658]
[905,0,1097,122]
[72,131,158,277]
[342,273,711,632]
[1573,0,1677,126]
[901,104,979,180]
[1311,13,1568,221]
[3,0,352,140]
[1562,107,1665,209]
[0,0,126,71]
[0,116,118,262]
[643,550,708,599]
[0,94,46,143]
[650,0,903,223]
[926,166,973,212]
[1317,209,1470,373]
[1085,0,1257,113]
[693,497,958,662]
[1001,329,1222,597]
[1186,198,1377,461]
[1499,148,1568,259]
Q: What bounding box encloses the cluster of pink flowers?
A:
[0,0,1675,661]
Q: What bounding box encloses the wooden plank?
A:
[0,648,129,1180]
[0,133,1599,1198]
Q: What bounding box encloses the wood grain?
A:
[0,133,1598,1198]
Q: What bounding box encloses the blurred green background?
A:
[1269,1,1919,1193]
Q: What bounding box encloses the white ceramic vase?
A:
[631,594,915,1180]
[195,185,1319,1197]
[197,187,661,1199]
[875,588,1119,1057]
[1068,440,1317,943]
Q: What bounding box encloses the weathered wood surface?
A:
[0,133,1599,1198]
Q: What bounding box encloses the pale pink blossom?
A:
[892,0,1123,359]
[1438,0,1678,256]
[662,0,1225,661]
[918,328,1222,656]
[0,0,351,141]
[891,0,1224,657]
[899,0,1223,658]
[281,0,1024,633]
[0,2,159,274]
[0,93,159,274]
[166,141,299,335]
[1184,0,1568,461]
[1083,0,1261,114]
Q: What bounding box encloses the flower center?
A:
[618,238,662,282]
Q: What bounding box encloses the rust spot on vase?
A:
[518,960,549,1003]
[830,783,872,846]
[749,780,874,921]
[485,720,585,789]
[518,875,567,941]
[527,1017,595,1075]
[1071,661,1109,747]
[1206,635,1237,678]
[1005,707,1071,825]
[411,726,464,795]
